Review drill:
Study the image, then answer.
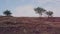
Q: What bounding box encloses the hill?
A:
[0,16,60,34]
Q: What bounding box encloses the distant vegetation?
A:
[46,11,53,17]
[3,10,12,16]
[34,7,53,17]
[0,7,53,17]
[34,7,46,17]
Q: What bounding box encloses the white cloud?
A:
[33,0,60,17]
[12,0,60,17]
[33,0,60,6]
[33,0,60,3]
[33,0,52,4]
[12,5,39,17]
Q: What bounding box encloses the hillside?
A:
[0,16,60,34]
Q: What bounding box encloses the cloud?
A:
[12,0,60,17]
[33,0,53,4]
[33,0,60,3]
[33,0,60,6]
[12,5,39,17]
[33,0,60,17]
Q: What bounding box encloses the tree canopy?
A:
[3,10,12,16]
[34,7,54,17]
[46,11,53,17]
[34,7,46,17]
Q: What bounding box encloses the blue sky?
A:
[0,0,60,17]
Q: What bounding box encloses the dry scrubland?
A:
[0,16,60,34]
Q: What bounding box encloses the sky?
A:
[0,0,60,17]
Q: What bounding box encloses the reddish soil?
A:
[0,16,60,34]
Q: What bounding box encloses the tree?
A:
[3,10,12,16]
[46,11,53,17]
[34,7,46,17]
[46,11,54,22]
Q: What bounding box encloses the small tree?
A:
[34,7,46,17]
[3,10,12,16]
[46,11,54,21]
[46,11,53,17]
